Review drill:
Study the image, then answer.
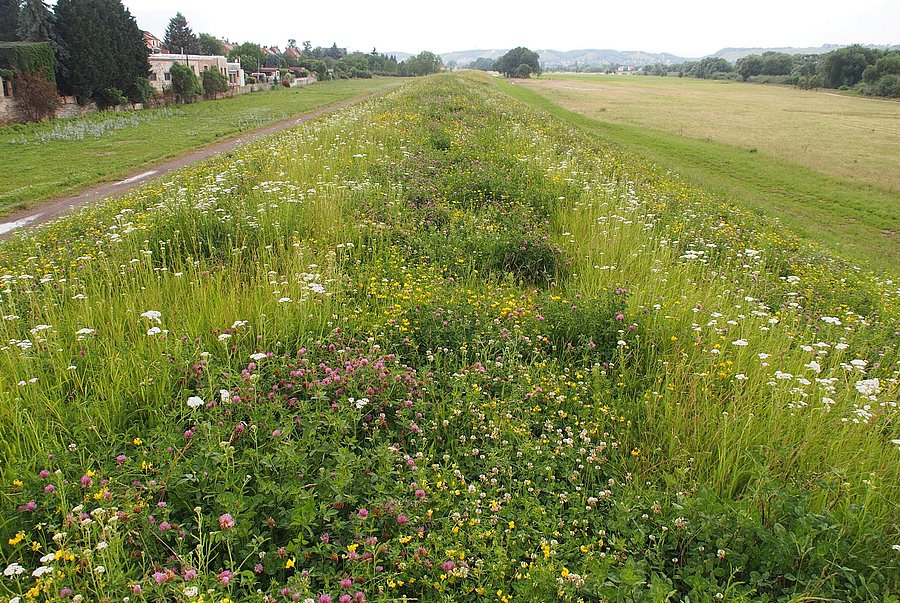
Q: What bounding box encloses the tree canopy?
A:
[17,0,52,43]
[468,57,495,71]
[495,47,541,78]
[164,12,197,54]
[818,44,881,88]
[54,0,149,104]
[196,32,223,56]
[228,42,265,74]
[0,0,20,41]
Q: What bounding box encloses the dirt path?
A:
[0,94,368,240]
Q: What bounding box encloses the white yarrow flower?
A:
[4,562,25,577]
[187,396,204,410]
[140,310,162,323]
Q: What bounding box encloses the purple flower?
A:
[318,595,332,603]
[39,470,50,479]
[218,569,233,585]
[357,508,368,519]
[340,578,353,589]
[441,561,456,572]
[158,521,171,531]
[80,474,92,487]
[219,513,235,530]
[396,515,408,525]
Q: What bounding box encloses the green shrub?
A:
[201,68,229,98]
[123,77,153,104]
[95,86,128,108]
[11,67,57,122]
[169,62,200,103]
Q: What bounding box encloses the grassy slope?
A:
[0,73,896,601]
[497,77,900,274]
[0,78,402,215]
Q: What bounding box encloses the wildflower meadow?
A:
[0,73,897,602]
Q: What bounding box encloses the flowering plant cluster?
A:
[0,75,897,602]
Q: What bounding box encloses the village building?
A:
[143,31,167,54]
[148,54,245,93]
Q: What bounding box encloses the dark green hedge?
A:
[0,41,56,85]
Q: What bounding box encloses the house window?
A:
[149,72,157,81]
[203,65,208,71]
[1,78,10,97]
[164,72,171,81]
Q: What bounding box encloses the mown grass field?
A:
[509,74,900,273]
[0,78,401,215]
[0,73,897,602]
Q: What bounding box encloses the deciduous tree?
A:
[12,66,56,120]
[495,47,541,78]
[817,44,879,88]
[196,33,223,56]
[228,41,265,75]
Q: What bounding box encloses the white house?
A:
[148,54,245,93]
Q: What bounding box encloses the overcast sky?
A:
[117,0,898,58]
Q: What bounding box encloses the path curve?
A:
[0,94,369,240]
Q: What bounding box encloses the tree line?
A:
[162,12,442,82]
[640,45,900,98]
[467,47,542,78]
[0,1,443,121]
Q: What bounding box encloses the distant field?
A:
[507,74,900,272]
[0,78,401,214]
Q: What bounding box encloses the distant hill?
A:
[440,48,690,69]
[710,44,899,62]
[437,45,898,70]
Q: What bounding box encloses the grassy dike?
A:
[496,77,900,275]
[0,78,402,214]
[0,73,896,602]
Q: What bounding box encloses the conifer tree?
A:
[0,0,21,41]
[17,0,52,43]
[164,12,197,54]
[54,0,149,104]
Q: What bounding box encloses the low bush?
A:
[11,68,57,122]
